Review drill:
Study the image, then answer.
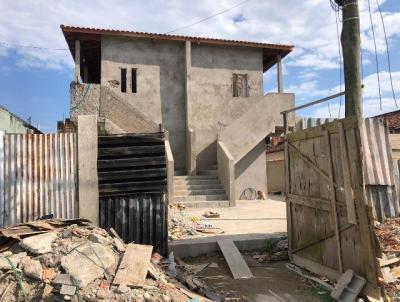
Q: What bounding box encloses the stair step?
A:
[174,184,223,190]
[174,189,226,196]
[174,179,220,186]
[174,194,228,202]
[177,200,230,208]
[174,175,218,180]
[197,170,218,176]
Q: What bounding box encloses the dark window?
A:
[131,68,137,93]
[233,74,249,97]
[121,68,127,93]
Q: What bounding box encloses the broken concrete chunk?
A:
[61,243,116,287]
[42,284,53,299]
[89,233,112,245]
[0,252,26,270]
[52,273,73,285]
[60,284,76,296]
[20,231,58,254]
[117,284,130,294]
[21,257,43,280]
[113,237,126,252]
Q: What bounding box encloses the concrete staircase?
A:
[173,170,230,208]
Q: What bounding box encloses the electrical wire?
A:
[367,0,383,110]
[374,0,398,108]
[0,41,68,51]
[335,9,343,118]
[165,0,251,34]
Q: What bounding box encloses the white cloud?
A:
[0,0,397,71]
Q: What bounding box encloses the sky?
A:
[0,0,399,132]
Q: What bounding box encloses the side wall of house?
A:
[101,36,187,169]
[0,108,31,134]
[190,44,264,170]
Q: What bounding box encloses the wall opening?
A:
[121,68,127,93]
[131,68,137,93]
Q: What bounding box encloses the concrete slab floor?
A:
[181,195,287,238]
[184,253,329,302]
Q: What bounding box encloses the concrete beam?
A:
[277,55,283,93]
[77,115,99,225]
[75,40,81,82]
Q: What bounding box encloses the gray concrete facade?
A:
[65,27,295,206]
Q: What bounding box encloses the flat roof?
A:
[61,25,294,72]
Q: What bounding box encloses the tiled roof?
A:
[373,109,400,131]
[60,25,294,50]
[266,141,284,154]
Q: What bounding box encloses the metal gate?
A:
[97,132,168,255]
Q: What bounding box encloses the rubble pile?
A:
[168,204,198,240]
[252,237,289,263]
[0,219,213,302]
[375,218,400,298]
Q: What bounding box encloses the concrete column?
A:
[77,115,99,225]
[185,40,196,175]
[75,40,81,82]
[277,55,283,93]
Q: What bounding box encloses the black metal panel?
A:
[97,132,168,255]
[99,193,168,255]
[98,132,167,196]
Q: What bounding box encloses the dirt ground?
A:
[180,195,287,238]
[184,253,331,302]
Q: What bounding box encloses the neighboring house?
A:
[0,105,41,134]
[61,25,295,206]
[373,109,400,133]
[265,127,285,194]
[374,110,400,161]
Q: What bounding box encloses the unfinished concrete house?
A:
[61,25,294,207]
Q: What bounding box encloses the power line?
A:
[375,0,398,108]
[0,41,68,51]
[334,9,343,118]
[367,0,383,110]
[165,0,251,34]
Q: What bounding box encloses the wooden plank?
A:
[217,239,253,279]
[292,254,341,282]
[338,122,356,224]
[287,193,331,212]
[287,142,329,181]
[113,243,153,286]
[98,168,167,181]
[98,145,165,157]
[99,180,167,194]
[0,131,4,228]
[97,156,166,169]
[285,140,292,259]
[325,130,343,273]
[379,257,400,267]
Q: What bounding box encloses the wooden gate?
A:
[285,117,381,298]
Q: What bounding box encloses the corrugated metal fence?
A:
[0,132,77,227]
[97,133,168,255]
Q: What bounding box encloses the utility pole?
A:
[335,0,362,118]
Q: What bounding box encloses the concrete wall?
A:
[217,141,235,206]
[77,115,99,225]
[70,83,101,122]
[0,107,34,134]
[101,36,187,169]
[267,159,284,193]
[219,93,294,162]
[190,44,264,170]
[235,140,267,199]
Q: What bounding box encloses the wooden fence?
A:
[285,117,381,299]
[0,132,77,227]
